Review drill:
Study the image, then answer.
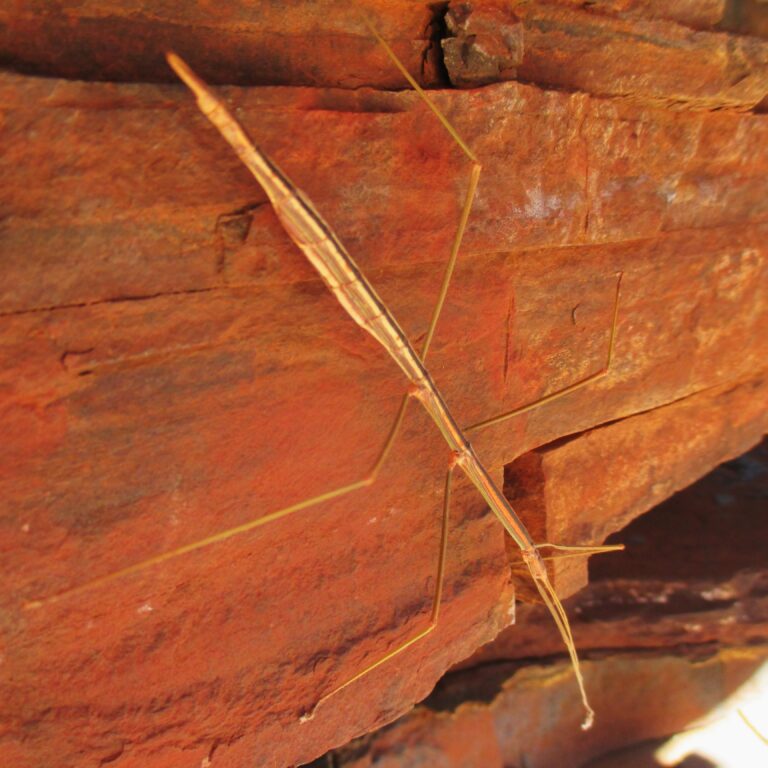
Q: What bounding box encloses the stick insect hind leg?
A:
[303,463,457,722]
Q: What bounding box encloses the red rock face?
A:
[505,378,768,599]
[325,646,768,768]
[1,3,767,767]
[471,437,768,664]
[321,438,768,766]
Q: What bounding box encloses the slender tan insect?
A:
[28,25,622,730]
[164,27,624,727]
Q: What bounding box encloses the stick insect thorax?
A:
[166,44,603,729]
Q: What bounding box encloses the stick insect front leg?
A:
[166,24,622,729]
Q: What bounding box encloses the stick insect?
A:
[27,24,622,731]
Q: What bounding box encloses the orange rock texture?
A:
[322,645,768,768]
[473,437,768,664]
[1,2,767,767]
[320,438,768,766]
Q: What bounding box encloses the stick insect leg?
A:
[459,273,624,567]
[531,566,595,729]
[537,542,624,561]
[303,463,455,721]
[739,709,768,747]
[23,471,374,609]
[25,368,429,610]
[461,274,625,570]
[466,271,623,433]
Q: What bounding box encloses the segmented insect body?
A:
[165,25,623,728]
[27,26,622,734]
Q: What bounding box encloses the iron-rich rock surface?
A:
[1,3,767,767]
[320,645,768,768]
[315,438,768,767]
[505,379,768,599]
[2,2,767,105]
[472,437,768,663]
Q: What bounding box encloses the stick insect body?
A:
[26,26,622,733]
[165,28,622,729]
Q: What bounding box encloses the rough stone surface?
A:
[322,645,768,768]
[315,438,768,766]
[505,377,768,600]
[1,3,767,767]
[471,437,768,662]
[0,2,444,87]
[2,2,767,105]
[440,2,768,111]
[442,4,525,88]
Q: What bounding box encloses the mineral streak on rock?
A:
[1,2,767,767]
